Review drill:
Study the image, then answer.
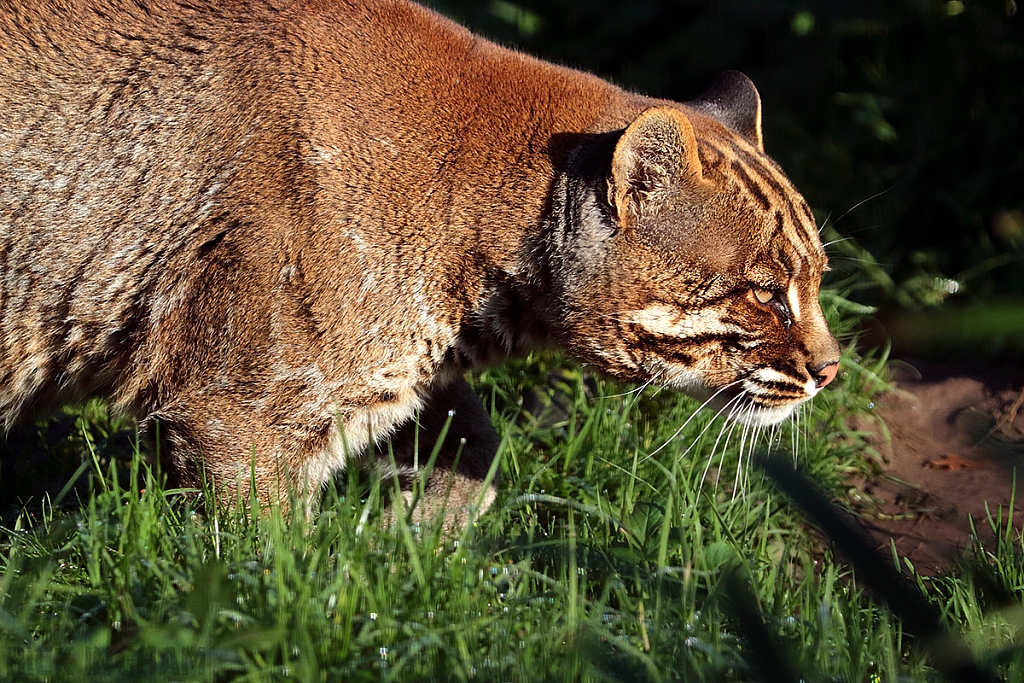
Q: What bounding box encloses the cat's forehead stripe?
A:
[728,160,772,212]
[773,212,810,265]
[702,132,820,248]
[738,151,819,247]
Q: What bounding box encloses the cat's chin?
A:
[696,384,803,427]
[700,393,801,426]
[657,370,804,427]
[735,402,799,427]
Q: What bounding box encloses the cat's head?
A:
[553,72,840,426]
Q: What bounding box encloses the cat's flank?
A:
[0,0,839,524]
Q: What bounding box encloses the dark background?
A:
[427,0,1024,322]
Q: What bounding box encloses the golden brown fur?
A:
[0,0,839,522]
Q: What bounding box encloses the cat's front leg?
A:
[145,398,339,513]
[374,378,500,532]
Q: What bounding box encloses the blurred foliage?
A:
[427,0,1024,308]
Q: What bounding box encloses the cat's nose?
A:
[810,361,839,389]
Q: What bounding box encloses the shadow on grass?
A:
[756,452,1001,683]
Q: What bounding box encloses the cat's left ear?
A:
[609,107,704,228]
[687,70,763,151]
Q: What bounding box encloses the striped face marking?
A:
[563,105,841,429]
[625,305,741,339]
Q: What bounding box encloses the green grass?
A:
[2,298,1024,681]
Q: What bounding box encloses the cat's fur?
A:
[0,0,839,523]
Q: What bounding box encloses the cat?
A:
[0,0,839,525]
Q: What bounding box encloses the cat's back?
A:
[0,0,617,266]
[0,0,620,423]
[0,0,617,269]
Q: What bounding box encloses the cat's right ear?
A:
[686,70,763,151]
[608,107,705,229]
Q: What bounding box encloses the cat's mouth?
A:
[646,361,815,426]
[705,387,803,426]
[696,376,812,427]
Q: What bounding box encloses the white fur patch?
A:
[750,367,797,386]
[625,305,739,338]
[741,403,797,427]
[786,282,802,322]
[301,393,423,490]
[655,365,705,394]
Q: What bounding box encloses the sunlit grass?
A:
[1,297,1024,680]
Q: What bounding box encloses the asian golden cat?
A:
[0,0,840,525]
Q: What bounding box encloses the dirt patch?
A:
[852,358,1024,574]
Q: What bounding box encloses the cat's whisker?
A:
[709,409,744,495]
[683,394,747,479]
[731,426,747,497]
[754,410,770,477]
[699,391,747,490]
[799,401,811,461]
[702,421,727,493]
[605,376,656,401]
[788,401,808,466]
[640,380,743,465]
[732,402,758,495]
[822,236,856,249]
[829,255,890,266]
[734,406,750,485]
[817,211,834,234]
[831,186,894,228]
[790,401,799,461]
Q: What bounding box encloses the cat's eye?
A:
[752,287,774,305]
[751,285,794,329]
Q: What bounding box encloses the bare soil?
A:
[852,357,1024,574]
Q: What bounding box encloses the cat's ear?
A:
[687,70,763,151]
[608,106,704,228]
